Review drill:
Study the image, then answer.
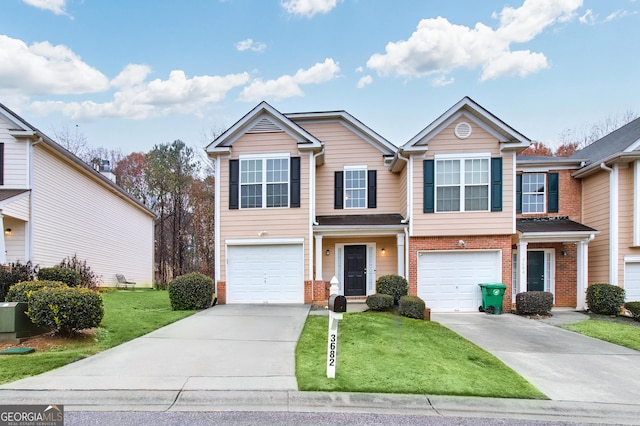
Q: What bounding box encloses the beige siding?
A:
[297,122,402,216]
[618,165,636,285]
[0,121,29,188]
[218,132,311,281]
[410,119,513,236]
[32,144,154,287]
[399,166,408,218]
[4,217,26,262]
[582,171,610,284]
[3,196,30,221]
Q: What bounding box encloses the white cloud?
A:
[0,35,109,95]
[239,58,339,102]
[357,75,373,88]
[31,69,250,120]
[579,9,595,24]
[22,0,67,15]
[235,38,267,53]
[604,9,637,22]
[366,0,582,82]
[281,0,340,18]
[431,75,454,87]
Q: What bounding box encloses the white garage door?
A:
[624,262,640,301]
[227,244,304,303]
[417,250,501,312]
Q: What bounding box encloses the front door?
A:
[527,251,545,291]
[344,245,367,296]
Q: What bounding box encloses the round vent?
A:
[454,122,472,139]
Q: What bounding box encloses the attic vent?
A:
[454,122,472,139]
[249,117,284,133]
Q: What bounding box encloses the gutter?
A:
[600,162,619,285]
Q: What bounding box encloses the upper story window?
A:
[240,157,289,208]
[344,167,367,209]
[521,173,545,213]
[435,157,489,212]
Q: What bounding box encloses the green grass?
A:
[563,320,640,351]
[0,289,195,384]
[296,312,546,399]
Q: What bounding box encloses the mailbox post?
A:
[326,276,346,379]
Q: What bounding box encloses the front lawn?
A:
[0,289,195,385]
[296,312,546,399]
[563,320,640,351]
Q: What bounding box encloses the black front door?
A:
[344,245,367,296]
[527,251,545,291]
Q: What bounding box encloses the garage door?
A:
[624,262,640,301]
[417,250,501,312]
[227,244,304,303]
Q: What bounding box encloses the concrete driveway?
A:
[1,304,310,392]
[433,312,640,405]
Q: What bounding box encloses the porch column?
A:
[315,235,324,281]
[396,233,405,277]
[0,211,6,265]
[576,239,589,311]
[517,240,528,298]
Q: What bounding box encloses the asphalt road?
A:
[66,411,599,426]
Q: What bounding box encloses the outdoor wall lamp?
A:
[381,248,386,254]
[457,240,466,248]
[325,249,330,256]
[4,228,11,236]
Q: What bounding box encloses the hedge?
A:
[376,275,408,305]
[5,280,69,303]
[168,272,214,310]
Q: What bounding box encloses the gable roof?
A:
[205,101,323,155]
[0,103,155,218]
[570,117,640,177]
[401,96,531,153]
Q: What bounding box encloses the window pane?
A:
[464,159,489,185]
[436,187,460,212]
[266,183,288,207]
[241,184,262,208]
[522,173,545,213]
[267,158,288,183]
[436,160,460,185]
[465,185,488,211]
[240,159,262,184]
[345,169,366,208]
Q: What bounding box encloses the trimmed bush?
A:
[586,283,625,315]
[366,293,394,311]
[5,280,69,303]
[376,275,408,305]
[38,267,81,287]
[515,291,554,315]
[624,301,640,321]
[168,272,214,310]
[58,255,101,289]
[399,295,426,320]
[0,261,37,302]
[27,287,104,336]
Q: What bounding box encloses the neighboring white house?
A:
[0,103,155,287]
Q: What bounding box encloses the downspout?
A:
[600,163,618,285]
[395,149,411,281]
[27,137,43,263]
[310,146,325,303]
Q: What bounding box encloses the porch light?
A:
[381,248,386,254]
[325,249,330,256]
[4,228,11,236]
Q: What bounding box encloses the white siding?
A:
[0,118,29,189]
[4,217,27,263]
[32,144,154,287]
[3,196,30,221]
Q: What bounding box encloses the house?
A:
[0,103,155,287]
[570,117,640,303]
[207,98,599,312]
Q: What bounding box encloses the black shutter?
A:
[490,157,502,212]
[229,159,239,210]
[367,170,377,208]
[290,157,300,208]
[0,143,4,186]
[516,174,522,214]
[334,171,343,209]
[548,172,559,213]
[423,160,434,213]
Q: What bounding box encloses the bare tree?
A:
[558,110,639,150]
[53,124,88,158]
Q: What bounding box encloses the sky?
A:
[1,0,639,156]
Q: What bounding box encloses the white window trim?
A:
[239,153,291,209]
[334,243,376,295]
[434,153,491,213]
[344,165,368,210]
[521,173,547,215]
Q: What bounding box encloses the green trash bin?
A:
[478,283,507,314]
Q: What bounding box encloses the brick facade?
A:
[216,281,226,305]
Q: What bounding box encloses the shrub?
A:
[366,293,394,311]
[376,275,408,305]
[399,295,426,320]
[58,255,101,289]
[38,267,81,287]
[168,272,214,310]
[586,283,625,315]
[27,287,104,336]
[0,261,37,301]
[624,301,640,321]
[515,291,554,315]
[5,280,69,303]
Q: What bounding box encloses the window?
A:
[239,157,289,208]
[521,173,545,213]
[344,168,366,208]
[435,157,489,212]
